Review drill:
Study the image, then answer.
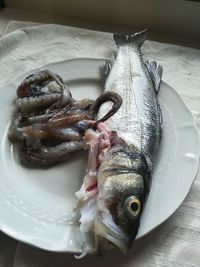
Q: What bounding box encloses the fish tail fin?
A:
[113,28,150,47]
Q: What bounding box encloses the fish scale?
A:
[99,37,162,170]
[76,29,163,257]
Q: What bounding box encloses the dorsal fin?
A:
[145,59,163,93]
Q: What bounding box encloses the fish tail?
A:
[113,28,150,47]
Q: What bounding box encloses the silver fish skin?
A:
[99,29,162,171]
[95,29,163,253]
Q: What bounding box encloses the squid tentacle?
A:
[90,91,122,123]
[9,69,123,166]
[16,70,72,112]
[19,141,84,166]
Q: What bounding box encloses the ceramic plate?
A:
[0,58,199,253]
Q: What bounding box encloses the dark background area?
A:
[0,0,5,8]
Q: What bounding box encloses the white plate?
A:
[0,58,199,253]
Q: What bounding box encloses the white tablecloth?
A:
[0,21,200,267]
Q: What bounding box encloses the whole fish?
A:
[75,29,163,256]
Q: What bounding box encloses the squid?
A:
[8,70,122,166]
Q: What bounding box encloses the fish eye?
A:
[125,196,141,217]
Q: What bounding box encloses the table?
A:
[0,15,200,267]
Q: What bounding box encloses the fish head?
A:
[114,180,145,244]
[96,145,149,253]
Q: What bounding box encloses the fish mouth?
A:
[95,209,130,254]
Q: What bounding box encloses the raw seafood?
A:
[8,70,122,165]
[16,70,71,113]
[75,29,163,256]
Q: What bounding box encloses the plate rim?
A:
[0,58,199,252]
